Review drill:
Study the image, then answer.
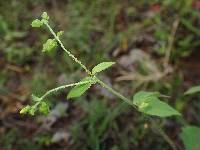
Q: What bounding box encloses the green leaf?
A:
[133,91,160,105]
[31,94,41,102]
[92,62,115,75]
[31,19,43,28]
[133,91,181,117]
[139,97,181,117]
[20,105,31,114]
[67,77,93,99]
[181,18,200,35]
[41,12,49,20]
[42,39,57,52]
[184,85,200,95]
[39,102,49,115]
[180,126,200,150]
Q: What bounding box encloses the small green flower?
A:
[39,102,49,115]
[42,39,57,52]
[57,31,64,37]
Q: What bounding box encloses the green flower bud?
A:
[39,102,49,115]
[20,105,31,114]
[57,31,64,37]
[42,39,57,52]
[31,19,43,28]
[41,12,49,20]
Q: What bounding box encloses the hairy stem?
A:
[43,21,177,150]
[97,77,176,150]
[96,77,136,108]
[44,22,92,75]
[41,80,91,100]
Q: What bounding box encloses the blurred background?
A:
[0,0,200,150]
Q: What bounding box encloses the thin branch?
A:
[164,18,180,68]
[44,22,92,75]
[96,77,136,108]
[41,80,91,99]
[39,20,177,150]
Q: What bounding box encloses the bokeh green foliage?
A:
[0,0,200,150]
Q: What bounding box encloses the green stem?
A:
[44,22,136,109]
[96,77,136,108]
[41,80,91,100]
[42,20,177,150]
[44,22,92,75]
[97,77,176,150]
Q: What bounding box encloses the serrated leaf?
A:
[180,126,200,150]
[133,91,181,117]
[184,85,200,95]
[31,19,43,28]
[39,102,49,115]
[92,62,115,75]
[42,39,57,52]
[67,77,93,99]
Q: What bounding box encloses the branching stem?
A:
[41,21,176,150]
[95,77,136,108]
[41,80,91,100]
[44,22,92,75]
